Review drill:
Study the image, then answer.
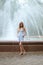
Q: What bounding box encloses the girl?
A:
[17,22,26,55]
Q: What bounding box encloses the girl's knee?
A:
[19,42,22,46]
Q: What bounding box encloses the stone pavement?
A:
[0,52,43,65]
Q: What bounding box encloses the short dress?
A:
[18,29,25,42]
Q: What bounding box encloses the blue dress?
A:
[18,29,25,42]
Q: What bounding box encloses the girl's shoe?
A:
[19,52,23,55]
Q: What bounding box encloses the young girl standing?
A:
[17,22,26,55]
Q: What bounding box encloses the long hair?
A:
[19,22,24,28]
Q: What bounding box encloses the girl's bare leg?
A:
[19,42,23,55]
[21,44,26,54]
[19,42,26,55]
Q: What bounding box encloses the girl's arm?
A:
[24,28,27,36]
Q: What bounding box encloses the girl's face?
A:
[19,22,24,28]
[20,23,23,27]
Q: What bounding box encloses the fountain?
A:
[0,0,43,41]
